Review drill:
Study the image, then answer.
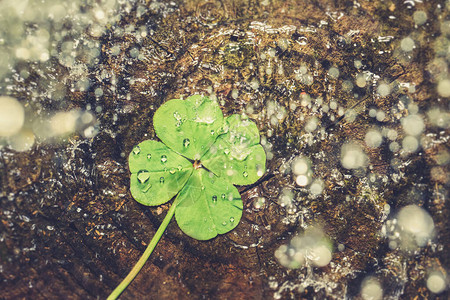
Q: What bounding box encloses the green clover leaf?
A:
[129,140,194,206]
[202,114,267,185]
[153,95,224,161]
[174,168,243,240]
[109,95,266,299]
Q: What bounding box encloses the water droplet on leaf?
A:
[169,168,176,174]
[256,164,264,177]
[159,177,165,184]
[147,153,152,160]
[183,138,190,148]
[221,124,229,134]
[177,165,183,171]
[221,193,226,200]
[137,170,150,183]
[161,155,167,163]
[137,170,152,193]
[230,217,235,223]
[133,146,141,155]
[142,184,152,193]
[212,195,217,203]
[194,104,217,124]
[243,171,249,178]
[230,146,251,161]
[222,221,227,226]
[173,111,181,120]
[226,169,234,177]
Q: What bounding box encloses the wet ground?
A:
[0,0,449,299]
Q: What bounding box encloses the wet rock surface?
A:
[0,0,449,299]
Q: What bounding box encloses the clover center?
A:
[193,160,202,169]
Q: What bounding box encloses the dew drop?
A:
[133,146,141,155]
[183,138,190,148]
[222,221,227,226]
[224,148,230,155]
[212,195,217,203]
[147,153,152,160]
[142,183,152,193]
[221,193,226,200]
[243,171,249,178]
[210,130,215,135]
[137,170,150,183]
[230,217,235,223]
[173,111,181,120]
[256,164,264,177]
[161,155,167,163]
[169,168,176,174]
[221,124,229,134]
[177,165,183,171]
[159,177,165,184]
[253,197,266,210]
[228,193,234,201]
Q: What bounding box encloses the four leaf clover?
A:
[129,95,266,240]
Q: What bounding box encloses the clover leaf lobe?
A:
[129,140,193,206]
[201,114,267,185]
[174,168,242,240]
[153,95,224,161]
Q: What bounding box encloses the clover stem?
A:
[107,202,178,300]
